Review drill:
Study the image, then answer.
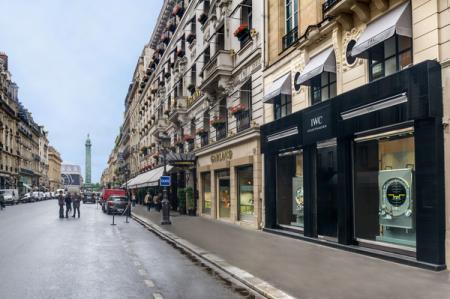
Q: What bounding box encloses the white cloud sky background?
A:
[0,0,162,182]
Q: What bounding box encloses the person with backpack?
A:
[57,191,64,219]
[65,193,72,218]
[72,193,81,218]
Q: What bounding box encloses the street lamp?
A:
[158,133,171,225]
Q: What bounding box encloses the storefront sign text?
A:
[211,150,233,163]
[302,103,334,145]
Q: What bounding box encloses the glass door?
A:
[317,140,338,239]
[218,178,231,218]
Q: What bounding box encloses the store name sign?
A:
[302,103,334,145]
[211,150,233,163]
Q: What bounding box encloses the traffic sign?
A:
[160,176,171,187]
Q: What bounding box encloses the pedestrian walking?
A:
[154,192,162,212]
[65,193,72,218]
[72,193,81,218]
[57,191,64,218]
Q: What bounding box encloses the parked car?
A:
[83,192,96,204]
[0,189,19,205]
[105,196,130,215]
[20,193,33,203]
[101,189,126,211]
[44,192,52,200]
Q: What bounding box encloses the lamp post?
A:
[159,133,171,225]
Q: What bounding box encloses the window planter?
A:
[183,134,194,142]
[229,103,247,115]
[186,32,196,44]
[234,23,250,41]
[176,48,185,57]
[198,13,208,25]
[172,4,184,17]
[196,128,208,136]
[210,116,226,128]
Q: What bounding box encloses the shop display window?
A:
[217,170,231,218]
[354,129,416,249]
[276,150,304,228]
[237,166,254,220]
[202,172,211,214]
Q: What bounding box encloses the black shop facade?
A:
[260,61,445,269]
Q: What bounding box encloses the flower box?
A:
[229,103,247,115]
[176,48,185,57]
[186,32,196,44]
[183,134,194,142]
[210,116,226,127]
[198,12,208,25]
[172,4,184,17]
[234,23,250,40]
[196,128,208,136]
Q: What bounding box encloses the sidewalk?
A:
[132,205,450,299]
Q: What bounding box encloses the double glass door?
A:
[218,177,231,218]
[317,141,338,239]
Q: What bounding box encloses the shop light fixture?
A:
[340,92,407,121]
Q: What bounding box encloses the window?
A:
[285,0,298,33]
[368,35,412,81]
[237,166,254,220]
[202,172,211,214]
[354,129,416,249]
[236,80,252,132]
[274,95,292,120]
[239,0,252,48]
[283,0,298,50]
[276,151,304,228]
[310,72,336,105]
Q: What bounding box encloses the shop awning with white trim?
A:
[263,73,292,103]
[351,1,412,57]
[296,47,336,86]
[126,165,173,189]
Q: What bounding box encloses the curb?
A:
[132,212,296,299]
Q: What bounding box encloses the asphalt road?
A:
[0,201,244,299]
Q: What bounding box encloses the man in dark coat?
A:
[65,193,72,218]
[58,191,65,218]
[72,193,81,218]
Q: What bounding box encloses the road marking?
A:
[138,268,147,276]
[153,293,163,299]
[144,279,155,288]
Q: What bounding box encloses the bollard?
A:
[111,213,116,226]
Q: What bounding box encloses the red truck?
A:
[101,189,126,212]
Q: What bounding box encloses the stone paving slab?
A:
[132,205,450,299]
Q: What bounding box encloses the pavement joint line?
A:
[152,293,163,299]
[144,279,155,288]
[132,213,295,299]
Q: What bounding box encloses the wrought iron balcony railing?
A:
[322,0,341,14]
[236,109,251,133]
[282,27,298,51]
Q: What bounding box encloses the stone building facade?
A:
[48,146,62,191]
[261,0,449,268]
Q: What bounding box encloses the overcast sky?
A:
[0,0,162,182]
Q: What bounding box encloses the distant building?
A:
[48,146,62,191]
[61,163,82,193]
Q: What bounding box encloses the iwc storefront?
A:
[261,61,445,269]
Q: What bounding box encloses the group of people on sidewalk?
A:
[144,191,162,212]
[57,190,81,219]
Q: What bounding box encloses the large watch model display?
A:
[377,168,415,247]
[292,176,304,227]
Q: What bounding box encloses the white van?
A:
[0,189,19,205]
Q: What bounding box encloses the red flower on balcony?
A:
[172,4,184,17]
[229,103,247,115]
[183,134,194,142]
[234,23,250,39]
[196,128,208,136]
[210,116,226,127]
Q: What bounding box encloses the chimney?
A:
[0,52,8,70]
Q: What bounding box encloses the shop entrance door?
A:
[317,140,338,239]
[218,178,231,218]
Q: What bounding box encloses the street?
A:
[0,201,245,299]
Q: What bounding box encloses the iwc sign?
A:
[302,103,334,144]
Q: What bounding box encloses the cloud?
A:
[0,0,162,182]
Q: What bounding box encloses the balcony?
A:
[282,27,298,51]
[235,109,251,133]
[322,0,371,24]
[200,50,234,94]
